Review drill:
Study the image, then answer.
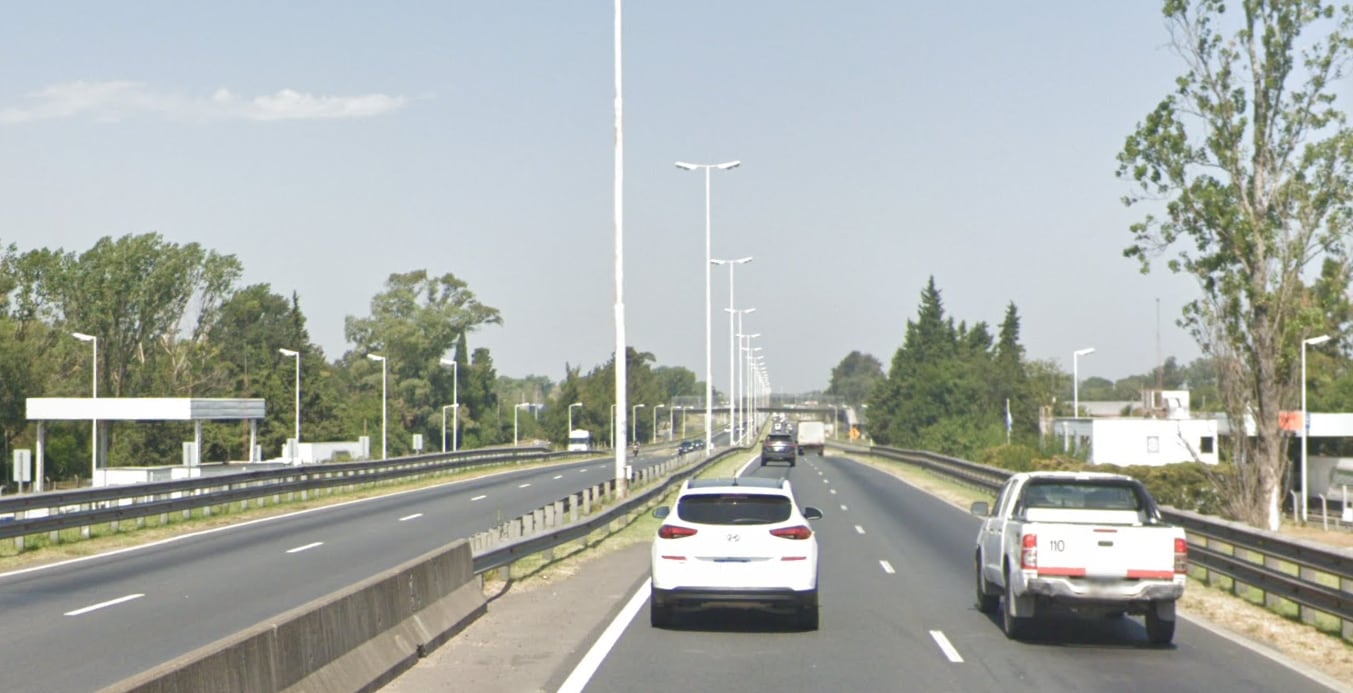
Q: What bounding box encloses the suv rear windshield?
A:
[765,434,793,444]
[678,493,792,525]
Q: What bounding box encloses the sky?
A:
[0,2,1214,394]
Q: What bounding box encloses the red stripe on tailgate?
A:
[1126,569,1174,580]
[1037,567,1087,577]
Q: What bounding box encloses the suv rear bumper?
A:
[653,586,817,611]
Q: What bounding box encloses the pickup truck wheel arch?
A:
[975,552,999,614]
[1001,567,1033,639]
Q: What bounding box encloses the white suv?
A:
[649,477,823,630]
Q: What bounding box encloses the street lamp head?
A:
[440,357,456,366]
[674,161,697,170]
[1074,347,1096,357]
[279,348,299,357]
[635,403,646,409]
[72,332,95,342]
[1305,335,1333,346]
[715,160,741,170]
[366,354,385,362]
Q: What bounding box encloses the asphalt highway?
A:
[570,452,1338,693]
[0,446,691,693]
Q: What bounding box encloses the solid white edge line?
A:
[854,525,866,534]
[65,593,145,616]
[929,630,964,663]
[556,578,652,693]
[554,475,564,480]
[470,494,488,501]
[398,513,423,522]
[735,454,761,477]
[286,542,323,554]
[880,560,896,574]
[518,483,532,488]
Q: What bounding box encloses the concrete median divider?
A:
[101,539,486,693]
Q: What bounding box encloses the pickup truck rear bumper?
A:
[1025,575,1185,604]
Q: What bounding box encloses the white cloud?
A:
[0,81,407,124]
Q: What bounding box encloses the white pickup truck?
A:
[971,471,1188,644]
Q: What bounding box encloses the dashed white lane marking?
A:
[822,479,829,484]
[855,525,866,535]
[286,542,323,554]
[579,469,588,473]
[471,494,487,501]
[880,560,896,574]
[840,505,848,511]
[553,475,564,480]
[829,489,837,495]
[398,513,423,522]
[518,483,532,488]
[65,593,144,617]
[930,630,964,663]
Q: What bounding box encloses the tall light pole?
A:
[568,401,583,437]
[440,358,459,452]
[610,403,617,449]
[72,332,97,482]
[1072,347,1095,419]
[733,315,757,443]
[632,403,646,447]
[653,404,665,444]
[1302,334,1332,522]
[279,348,301,460]
[441,404,456,453]
[713,256,752,442]
[613,0,631,492]
[514,402,532,447]
[366,354,387,459]
[676,159,741,456]
[745,341,763,440]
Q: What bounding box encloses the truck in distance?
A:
[795,421,826,456]
[971,471,1187,645]
[567,429,591,452]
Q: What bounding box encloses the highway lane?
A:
[0,445,704,693]
[574,452,1336,693]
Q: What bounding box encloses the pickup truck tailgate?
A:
[1027,520,1177,579]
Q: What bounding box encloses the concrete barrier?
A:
[101,540,486,693]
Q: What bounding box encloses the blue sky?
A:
[0,2,1206,393]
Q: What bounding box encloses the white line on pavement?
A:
[930,630,964,663]
[840,504,848,511]
[855,525,866,534]
[286,542,323,554]
[398,513,423,522]
[829,489,837,495]
[557,578,652,693]
[471,494,487,501]
[880,560,896,574]
[518,483,532,489]
[554,475,564,480]
[65,593,145,617]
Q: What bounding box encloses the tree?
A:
[825,351,884,404]
[1117,0,1353,528]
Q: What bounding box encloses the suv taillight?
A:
[770,525,813,540]
[658,525,697,539]
[1020,533,1037,569]
[1174,537,1188,573]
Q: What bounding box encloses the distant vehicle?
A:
[761,433,797,466]
[796,421,826,456]
[567,429,592,452]
[971,471,1187,644]
[650,476,823,629]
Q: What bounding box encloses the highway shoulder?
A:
[381,542,651,692]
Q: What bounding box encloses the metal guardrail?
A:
[847,442,1353,640]
[0,445,573,544]
[470,447,742,576]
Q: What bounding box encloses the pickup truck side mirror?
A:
[970,501,990,516]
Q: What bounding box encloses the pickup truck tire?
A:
[974,556,999,614]
[1145,603,1175,645]
[1002,575,1032,640]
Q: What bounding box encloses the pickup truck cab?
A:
[971,471,1187,644]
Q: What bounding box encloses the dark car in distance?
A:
[761,433,797,466]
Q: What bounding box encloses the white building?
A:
[1054,390,1221,467]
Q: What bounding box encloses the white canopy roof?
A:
[26,398,266,421]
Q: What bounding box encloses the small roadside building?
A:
[1053,390,1221,467]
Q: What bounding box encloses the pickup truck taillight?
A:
[658,525,697,539]
[1020,533,1037,570]
[1174,537,1188,573]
